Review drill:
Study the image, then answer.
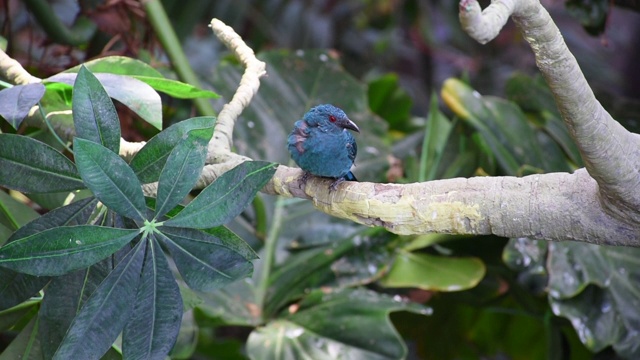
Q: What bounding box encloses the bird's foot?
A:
[299,171,312,187]
[329,177,346,191]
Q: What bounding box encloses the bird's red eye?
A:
[329,115,337,122]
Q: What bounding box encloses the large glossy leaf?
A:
[441,79,522,175]
[546,242,640,358]
[155,128,212,218]
[505,73,583,167]
[211,49,391,181]
[0,83,45,129]
[0,225,139,276]
[123,237,182,360]
[64,56,165,77]
[130,116,216,184]
[49,71,162,130]
[195,279,261,327]
[420,93,454,181]
[57,55,218,100]
[71,66,121,153]
[38,259,113,359]
[368,74,413,133]
[53,240,146,360]
[379,250,486,292]
[248,288,431,360]
[265,229,394,318]
[158,227,254,292]
[0,134,83,193]
[132,76,218,99]
[164,161,277,229]
[74,138,147,222]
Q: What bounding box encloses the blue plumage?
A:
[287,104,359,189]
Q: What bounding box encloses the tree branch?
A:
[459,0,640,226]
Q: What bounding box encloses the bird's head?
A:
[303,104,360,134]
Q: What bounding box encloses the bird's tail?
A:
[344,171,357,182]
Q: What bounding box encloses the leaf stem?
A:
[255,194,286,320]
[143,0,216,117]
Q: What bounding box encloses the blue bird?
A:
[287,104,359,190]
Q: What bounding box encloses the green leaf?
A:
[164,161,277,229]
[0,313,42,360]
[368,74,413,132]
[248,288,431,360]
[0,134,83,193]
[71,66,121,153]
[123,237,182,360]
[379,250,486,292]
[64,56,165,77]
[0,83,45,129]
[155,127,212,218]
[38,259,113,359]
[53,240,146,360]
[130,116,216,184]
[505,74,583,167]
[132,75,219,99]
[0,300,39,331]
[442,79,521,175]
[0,198,98,310]
[0,269,49,311]
[50,71,162,131]
[419,93,454,181]
[265,229,394,318]
[0,190,40,234]
[546,242,640,358]
[0,225,139,276]
[195,280,261,326]
[74,138,147,222]
[157,227,254,292]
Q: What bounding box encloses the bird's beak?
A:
[341,118,360,133]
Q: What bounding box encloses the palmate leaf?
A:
[123,237,183,359]
[155,127,212,218]
[164,161,277,229]
[157,227,254,292]
[0,134,83,193]
[0,225,139,276]
[248,288,431,360]
[53,240,146,360]
[74,138,147,222]
[70,66,121,153]
[130,116,216,184]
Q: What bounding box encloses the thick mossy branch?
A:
[459,0,640,225]
[264,167,637,246]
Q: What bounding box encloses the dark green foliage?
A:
[0,67,275,359]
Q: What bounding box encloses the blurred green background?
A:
[2,0,640,359]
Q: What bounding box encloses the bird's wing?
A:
[346,133,357,163]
